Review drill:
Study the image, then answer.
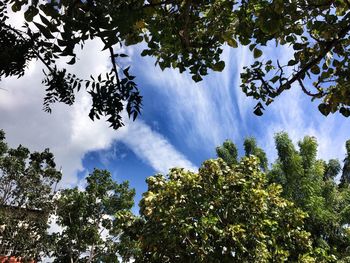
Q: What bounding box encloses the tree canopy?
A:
[2,0,350,129]
[117,135,350,262]
[121,158,315,262]
[0,130,61,261]
[268,133,350,260]
[1,129,350,261]
[50,169,135,263]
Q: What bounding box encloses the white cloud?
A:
[0,35,195,187]
[133,39,350,165]
[230,44,256,122]
[4,7,348,189]
[0,39,117,187]
[131,46,240,153]
[250,45,350,163]
[120,120,198,174]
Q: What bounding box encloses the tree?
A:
[2,1,350,128]
[120,157,315,262]
[50,169,135,263]
[269,133,350,260]
[0,130,61,261]
[215,140,238,165]
[216,138,268,171]
[243,137,268,171]
[324,159,341,181]
[237,1,350,117]
[340,140,350,188]
[1,0,144,129]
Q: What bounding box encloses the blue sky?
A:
[1,12,350,211]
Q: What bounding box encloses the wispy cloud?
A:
[0,37,195,187]
[120,120,197,173]
[2,7,349,188]
[244,44,350,163]
[132,42,350,165]
[130,46,242,155]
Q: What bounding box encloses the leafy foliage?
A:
[0,130,61,261]
[237,1,350,117]
[340,140,350,188]
[2,0,350,127]
[116,133,350,262]
[1,0,143,129]
[215,139,238,165]
[324,159,341,181]
[121,158,315,262]
[243,137,268,171]
[1,129,350,261]
[269,133,350,260]
[216,138,268,171]
[50,169,135,263]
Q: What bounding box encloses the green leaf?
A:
[318,103,330,116]
[212,61,225,72]
[11,2,22,12]
[259,14,281,34]
[270,76,279,84]
[310,65,320,75]
[249,44,257,51]
[141,49,151,56]
[253,48,263,59]
[293,43,304,50]
[340,107,350,117]
[192,74,203,82]
[227,38,238,48]
[287,60,298,66]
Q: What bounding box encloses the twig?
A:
[275,12,350,96]
[2,23,55,74]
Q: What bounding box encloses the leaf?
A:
[11,2,22,12]
[253,48,263,59]
[212,61,225,72]
[249,44,256,51]
[192,74,203,82]
[141,49,151,56]
[259,14,281,34]
[24,6,39,22]
[34,22,55,39]
[310,65,320,75]
[293,43,304,50]
[253,102,264,116]
[340,107,350,117]
[266,98,274,106]
[287,60,298,66]
[67,57,76,65]
[270,76,279,84]
[227,38,238,48]
[318,103,330,116]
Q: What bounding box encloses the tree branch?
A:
[275,13,350,97]
[98,34,121,87]
[297,79,322,97]
[2,23,55,74]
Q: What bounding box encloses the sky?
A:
[1,12,350,211]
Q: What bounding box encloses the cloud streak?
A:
[0,37,196,187]
[231,43,350,163]
[130,46,242,156]
[120,120,197,174]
